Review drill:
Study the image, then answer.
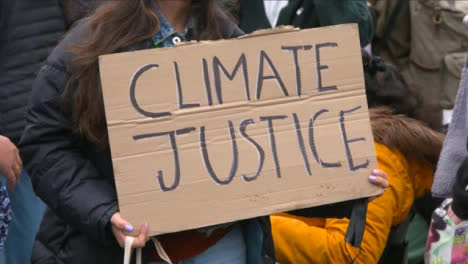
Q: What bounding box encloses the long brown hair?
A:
[370,107,444,168]
[67,0,227,145]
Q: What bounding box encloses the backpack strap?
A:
[345,198,368,248]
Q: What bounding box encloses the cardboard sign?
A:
[99,24,380,236]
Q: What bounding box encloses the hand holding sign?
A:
[110,212,149,248]
[368,169,388,202]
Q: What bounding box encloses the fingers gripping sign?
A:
[110,212,149,248]
[368,169,388,202]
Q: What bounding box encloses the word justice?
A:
[133,106,369,192]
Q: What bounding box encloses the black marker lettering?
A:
[176,127,197,135]
[130,64,171,118]
[239,119,265,182]
[133,127,196,192]
[339,106,369,171]
[213,53,250,104]
[174,62,200,110]
[292,113,311,176]
[308,109,342,168]
[315,43,338,93]
[282,46,303,96]
[200,121,238,185]
[202,58,213,106]
[256,50,289,100]
[260,115,287,178]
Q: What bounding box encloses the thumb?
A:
[111,213,134,233]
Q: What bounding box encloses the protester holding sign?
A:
[270,55,444,264]
[19,1,254,263]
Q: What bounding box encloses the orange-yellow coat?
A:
[271,143,434,264]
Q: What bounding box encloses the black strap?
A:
[373,0,405,56]
[345,198,368,248]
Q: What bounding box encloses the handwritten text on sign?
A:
[99,25,379,235]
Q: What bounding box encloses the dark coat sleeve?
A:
[452,158,468,220]
[314,0,373,47]
[19,26,118,244]
[58,0,105,28]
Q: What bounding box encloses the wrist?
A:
[100,204,119,244]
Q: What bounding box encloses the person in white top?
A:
[263,0,288,27]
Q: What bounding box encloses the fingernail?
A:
[124,225,134,232]
[373,169,379,174]
[369,175,377,181]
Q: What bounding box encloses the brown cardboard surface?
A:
[99,24,380,236]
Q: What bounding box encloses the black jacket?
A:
[20,12,362,264]
[19,17,275,264]
[0,0,65,145]
[58,0,106,27]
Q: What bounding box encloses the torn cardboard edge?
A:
[172,26,299,48]
[99,24,357,60]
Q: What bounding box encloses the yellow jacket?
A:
[271,143,434,264]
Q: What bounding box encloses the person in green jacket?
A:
[222,0,373,47]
